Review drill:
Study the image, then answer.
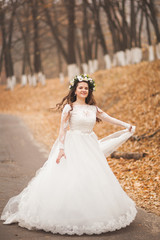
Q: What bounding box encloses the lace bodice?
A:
[69,105,97,133]
[58,104,131,150]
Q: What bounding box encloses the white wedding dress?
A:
[1,104,137,235]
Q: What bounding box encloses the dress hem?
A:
[1,206,137,235]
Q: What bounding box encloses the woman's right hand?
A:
[56,149,66,164]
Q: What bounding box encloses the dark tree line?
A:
[0,0,159,89]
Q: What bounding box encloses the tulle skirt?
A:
[1,128,137,235]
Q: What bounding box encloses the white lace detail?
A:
[15,206,137,235]
[96,106,131,129]
[58,104,71,149]
[69,105,96,133]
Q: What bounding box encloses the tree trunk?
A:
[102,0,128,66]
[145,5,152,46]
[91,0,108,56]
[115,0,129,50]
[65,0,79,79]
[16,5,33,77]
[65,0,76,65]
[103,4,116,52]
[57,46,64,82]
[82,0,89,70]
[143,2,155,61]
[41,0,68,62]
[76,31,83,73]
[31,0,42,74]
[0,46,4,75]
[146,0,160,43]
[144,0,160,59]
[138,9,144,48]
[88,0,110,69]
[155,43,160,59]
[130,0,137,48]
[0,3,16,89]
[93,37,98,71]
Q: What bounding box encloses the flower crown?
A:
[69,74,96,91]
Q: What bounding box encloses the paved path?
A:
[0,114,160,240]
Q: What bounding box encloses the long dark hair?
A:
[55,81,101,122]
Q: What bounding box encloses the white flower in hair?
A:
[70,79,74,86]
[77,75,83,81]
[69,74,96,91]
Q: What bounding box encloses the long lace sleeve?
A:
[58,104,71,150]
[96,107,131,129]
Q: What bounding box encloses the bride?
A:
[1,74,137,235]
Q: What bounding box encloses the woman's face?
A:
[75,81,89,99]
